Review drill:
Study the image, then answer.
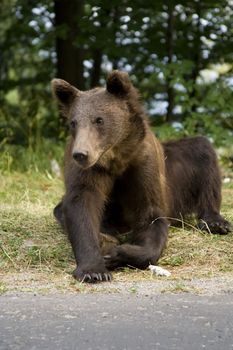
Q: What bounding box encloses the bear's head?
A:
[52,71,145,169]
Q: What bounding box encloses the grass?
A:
[0,168,232,294]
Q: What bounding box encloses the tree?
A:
[54,0,85,89]
[0,0,232,150]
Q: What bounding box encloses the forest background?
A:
[0,0,233,172]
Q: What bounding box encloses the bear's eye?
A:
[70,120,77,129]
[95,117,104,125]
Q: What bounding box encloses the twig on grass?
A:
[150,216,211,234]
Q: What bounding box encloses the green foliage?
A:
[0,0,60,149]
[0,0,232,154]
[0,138,64,173]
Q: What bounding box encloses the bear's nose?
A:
[73,151,88,164]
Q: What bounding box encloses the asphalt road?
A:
[0,293,233,350]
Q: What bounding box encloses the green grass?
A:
[0,172,71,271]
[0,169,232,294]
[0,140,64,173]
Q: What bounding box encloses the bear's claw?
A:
[73,268,112,283]
[197,219,231,235]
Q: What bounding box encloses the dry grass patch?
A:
[0,171,232,293]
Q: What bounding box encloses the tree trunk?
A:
[112,58,119,70]
[165,1,175,122]
[111,7,120,70]
[90,49,102,87]
[54,0,85,89]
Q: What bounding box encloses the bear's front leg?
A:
[104,151,169,271]
[104,216,168,270]
[63,192,112,283]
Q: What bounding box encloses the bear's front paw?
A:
[73,266,112,283]
[104,247,123,270]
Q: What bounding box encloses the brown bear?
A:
[52,70,231,283]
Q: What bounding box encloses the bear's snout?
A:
[73,151,88,166]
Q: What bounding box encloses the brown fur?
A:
[52,71,231,283]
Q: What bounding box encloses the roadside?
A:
[1,293,233,350]
[1,270,233,296]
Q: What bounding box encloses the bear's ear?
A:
[106,70,132,97]
[51,79,80,105]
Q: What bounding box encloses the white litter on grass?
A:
[223,177,231,184]
[149,265,171,277]
[51,159,61,177]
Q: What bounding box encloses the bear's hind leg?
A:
[196,173,231,235]
[197,213,231,235]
